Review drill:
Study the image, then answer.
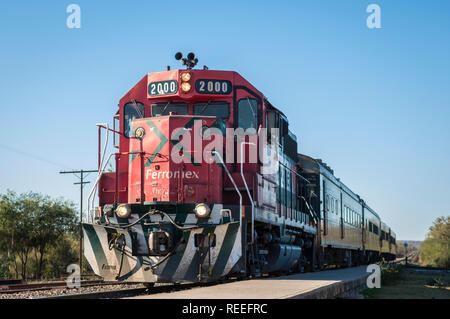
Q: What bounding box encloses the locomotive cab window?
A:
[237,98,258,132]
[124,101,144,138]
[194,102,229,119]
[266,109,280,144]
[280,117,289,144]
[151,102,188,117]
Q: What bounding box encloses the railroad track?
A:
[36,282,202,299]
[0,277,218,299]
[0,280,103,293]
[0,279,149,297]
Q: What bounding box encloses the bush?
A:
[379,261,403,285]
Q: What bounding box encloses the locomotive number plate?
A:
[148,80,178,96]
[195,79,232,95]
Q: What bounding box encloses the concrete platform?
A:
[129,266,370,299]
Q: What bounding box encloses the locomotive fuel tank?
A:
[263,244,302,273]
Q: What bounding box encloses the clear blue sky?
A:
[0,1,449,240]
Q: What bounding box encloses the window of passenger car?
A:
[237,98,258,131]
[124,101,144,138]
[194,102,229,119]
[151,102,188,117]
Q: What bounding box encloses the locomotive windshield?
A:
[151,102,188,117]
[237,98,258,130]
[123,101,144,137]
[194,102,229,119]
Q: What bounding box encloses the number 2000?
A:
[148,80,178,96]
[196,80,232,95]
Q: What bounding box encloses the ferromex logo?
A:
[146,169,200,180]
[102,264,117,271]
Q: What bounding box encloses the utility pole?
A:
[404,242,408,267]
[60,169,98,275]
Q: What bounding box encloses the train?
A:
[83,52,396,285]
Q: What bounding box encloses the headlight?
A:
[116,204,131,219]
[181,72,191,81]
[181,82,191,92]
[194,203,211,219]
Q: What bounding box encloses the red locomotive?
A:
[83,53,396,284]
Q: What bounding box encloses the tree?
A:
[0,191,34,279]
[31,196,78,279]
[419,216,450,268]
[0,191,78,280]
[44,235,79,278]
[0,191,17,277]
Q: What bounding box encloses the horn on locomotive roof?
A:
[175,52,198,69]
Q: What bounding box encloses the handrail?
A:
[88,149,159,222]
[88,121,155,222]
[95,124,109,209]
[212,151,242,227]
[300,196,319,225]
[96,123,109,170]
[212,149,245,275]
[240,142,256,245]
[88,124,110,222]
[88,153,115,223]
[279,161,310,184]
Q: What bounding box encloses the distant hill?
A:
[397,240,423,248]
